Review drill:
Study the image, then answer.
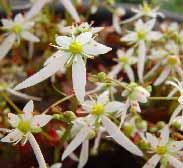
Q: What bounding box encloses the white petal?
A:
[168,141,183,152]
[7,88,41,101]
[50,163,62,168]
[154,67,171,86]
[167,155,183,168]
[159,125,169,146]
[76,32,92,45]
[1,19,13,28]
[72,56,86,103]
[120,100,130,127]
[8,113,20,128]
[1,129,23,143]
[78,140,89,168]
[146,133,158,149]
[23,100,34,120]
[56,36,72,47]
[14,13,24,23]
[146,19,156,31]
[25,0,49,20]
[108,64,122,78]
[60,0,80,22]
[169,105,183,124]
[32,114,52,128]
[104,101,124,113]
[113,14,122,34]
[125,66,135,82]
[84,40,112,56]
[97,91,109,104]
[82,100,94,113]
[0,33,16,59]
[137,40,146,83]
[121,32,138,43]
[135,19,144,32]
[120,13,142,24]
[142,154,160,168]
[21,31,40,42]
[14,55,68,91]
[101,116,143,156]
[147,32,162,41]
[62,126,91,160]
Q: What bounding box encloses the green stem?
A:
[148,97,178,101]
[0,92,22,114]
[43,94,74,114]
[108,78,131,91]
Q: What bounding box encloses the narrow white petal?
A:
[113,14,122,34]
[125,66,135,82]
[154,67,171,86]
[82,100,94,113]
[168,141,183,152]
[8,113,20,128]
[78,140,89,168]
[14,56,68,91]
[104,101,124,113]
[21,31,40,42]
[101,116,143,156]
[76,32,92,45]
[137,40,146,83]
[1,129,23,143]
[1,19,13,27]
[169,105,183,124]
[72,56,86,103]
[120,100,130,127]
[60,0,80,22]
[146,133,158,149]
[144,63,160,79]
[108,64,122,78]
[84,40,112,56]
[0,34,16,59]
[50,163,62,168]
[146,19,156,31]
[62,126,90,160]
[120,13,142,24]
[23,100,34,120]
[32,114,52,128]
[7,88,41,101]
[14,13,24,23]
[97,91,109,104]
[159,125,169,146]
[142,154,160,168]
[167,155,183,168]
[56,36,72,47]
[121,32,138,43]
[25,0,50,20]
[147,32,162,41]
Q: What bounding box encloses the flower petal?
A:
[154,67,171,86]
[142,154,160,168]
[146,133,158,149]
[101,116,143,156]
[23,100,34,120]
[104,101,124,113]
[97,91,109,104]
[137,40,146,83]
[72,56,86,103]
[21,31,40,42]
[14,13,24,23]
[0,33,16,59]
[108,64,122,78]
[50,163,62,168]
[125,66,135,82]
[78,140,89,168]
[32,114,52,128]
[62,126,91,160]
[60,0,80,22]
[8,113,20,128]
[76,32,92,45]
[169,104,183,124]
[167,155,183,168]
[84,40,112,56]
[55,36,72,48]
[159,125,169,146]
[14,55,68,91]
[1,129,23,143]
[168,141,183,152]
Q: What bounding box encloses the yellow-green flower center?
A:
[167,55,180,66]
[119,56,129,64]
[12,24,22,34]
[69,41,83,54]
[137,31,146,40]
[156,146,167,155]
[91,103,104,116]
[18,120,31,134]
[143,3,151,14]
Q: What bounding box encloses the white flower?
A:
[109,48,137,81]
[166,78,183,129]
[26,0,80,22]
[82,91,143,157]
[121,19,162,83]
[143,125,183,168]
[0,100,52,145]
[121,2,164,24]
[154,41,182,86]
[121,82,150,125]
[14,30,112,103]
[50,163,62,168]
[0,13,39,59]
